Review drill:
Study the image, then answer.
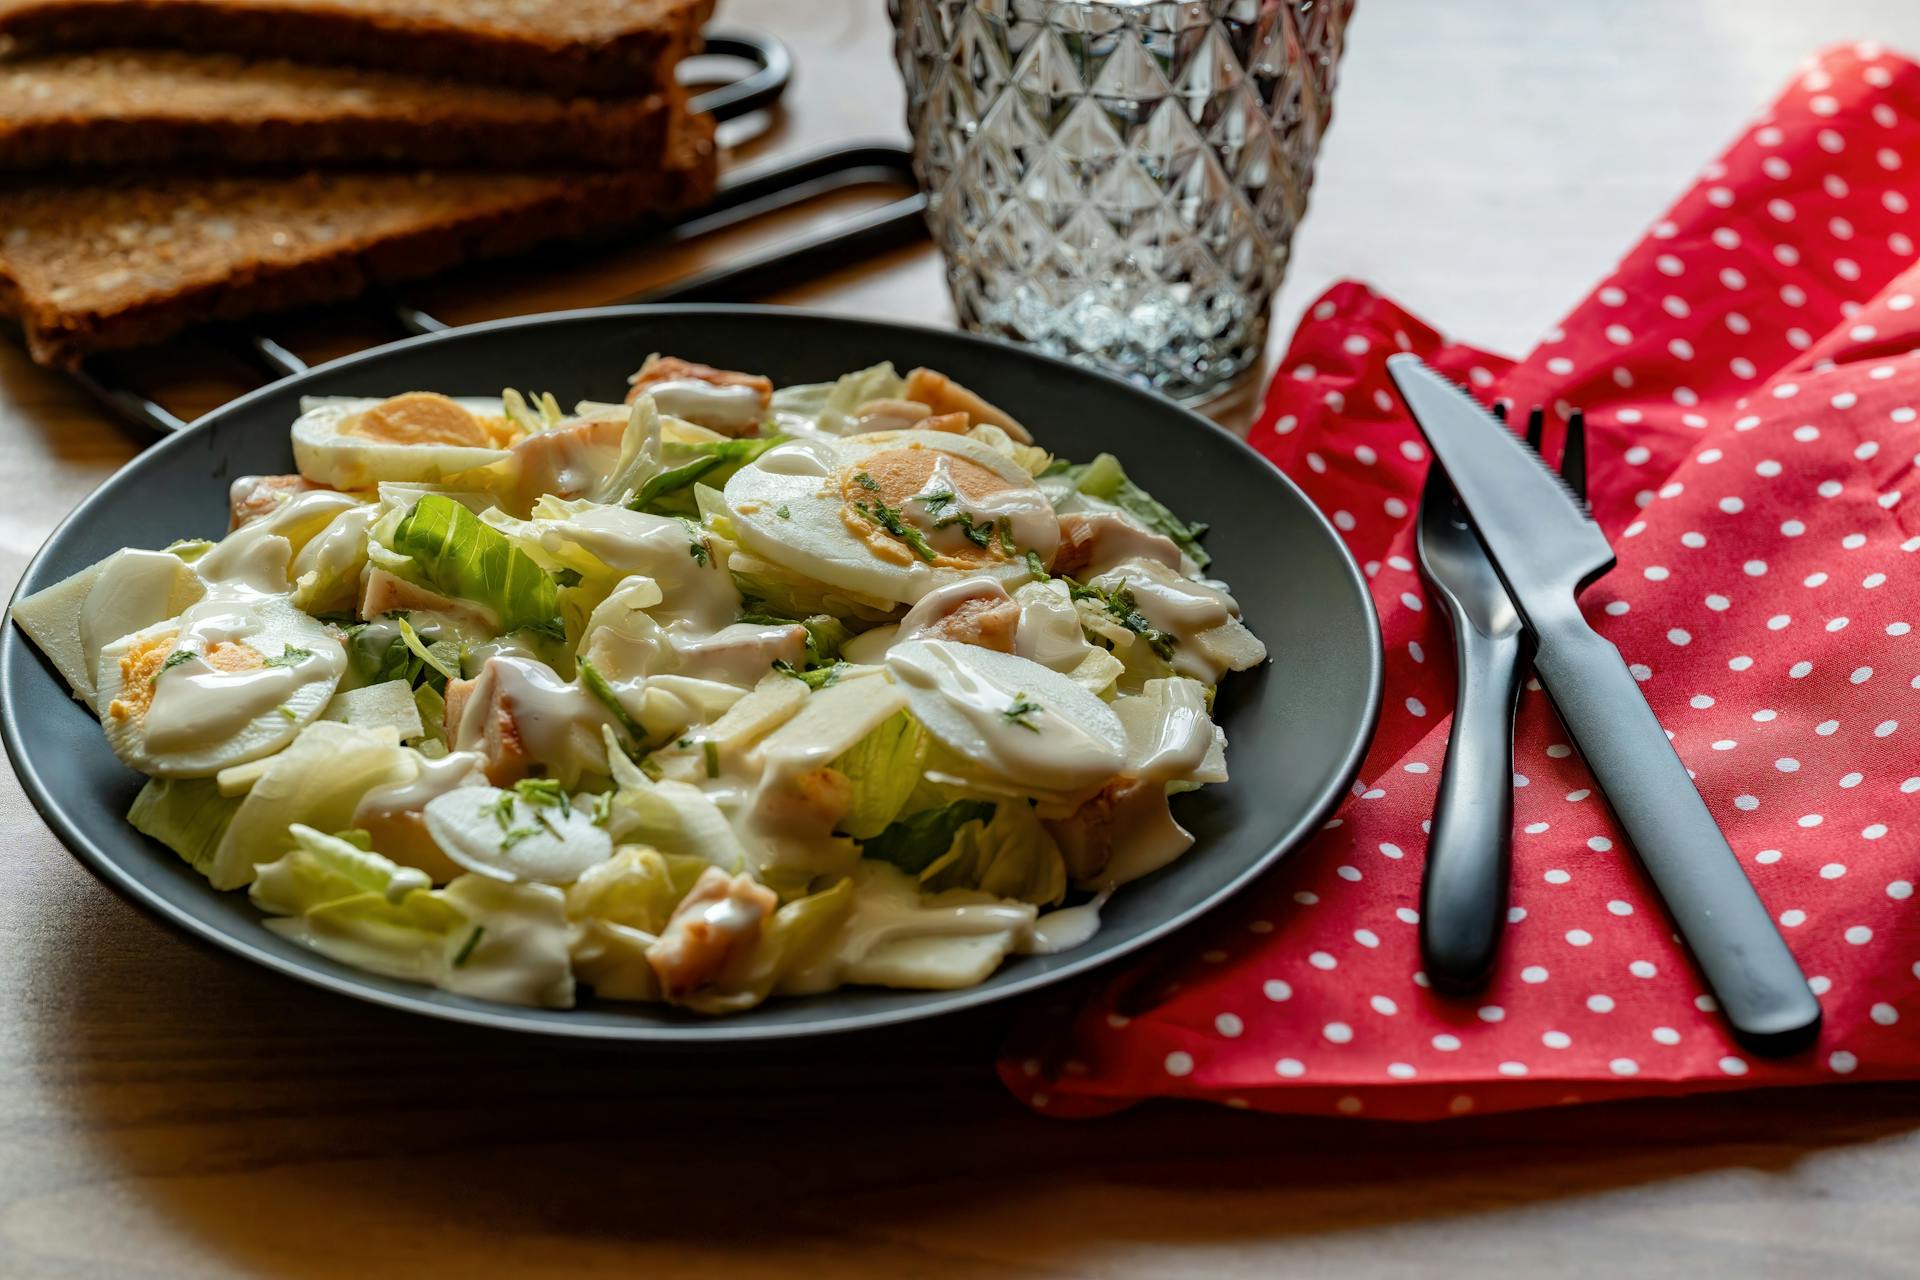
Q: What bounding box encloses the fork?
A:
[1416,405,1586,992]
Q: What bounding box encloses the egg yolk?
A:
[348,393,497,447]
[838,445,1016,569]
[108,635,265,724]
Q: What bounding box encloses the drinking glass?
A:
[892,0,1353,402]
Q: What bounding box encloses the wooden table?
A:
[5,2,1920,1275]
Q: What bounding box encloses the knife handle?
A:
[1421,620,1522,993]
[1530,619,1822,1055]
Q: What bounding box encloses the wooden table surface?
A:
[5,2,1920,1276]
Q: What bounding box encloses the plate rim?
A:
[1,303,1383,1042]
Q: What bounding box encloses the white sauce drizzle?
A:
[905,454,1058,556]
[644,380,766,430]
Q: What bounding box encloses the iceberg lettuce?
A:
[919,800,1067,906]
[1045,453,1211,570]
[831,710,927,839]
[378,493,562,637]
[128,775,242,879]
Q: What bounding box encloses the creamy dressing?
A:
[895,576,1011,643]
[781,864,1036,994]
[886,639,1125,792]
[670,621,809,686]
[752,436,840,477]
[1061,510,1183,577]
[143,598,347,753]
[1098,784,1196,886]
[1018,893,1108,955]
[1116,677,1216,781]
[354,749,485,823]
[643,379,766,431]
[905,454,1058,556]
[1091,557,1241,682]
[290,504,378,607]
[453,655,616,782]
[531,505,739,630]
[1012,580,1093,671]
[78,549,204,679]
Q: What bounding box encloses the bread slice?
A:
[0,49,682,170]
[0,0,714,96]
[0,111,717,366]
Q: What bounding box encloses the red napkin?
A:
[1000,42,1920,1119]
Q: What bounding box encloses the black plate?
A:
[1,306,1381,1042]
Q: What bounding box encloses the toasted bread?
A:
[0,0,713,96]
[0,49,682,170]
[0,112,717,365]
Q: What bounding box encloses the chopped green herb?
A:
[703,740,721,778]
[512,777,569,816]
[1024,550,1049,581]
[852,498,937,562]
[452,926,486,968]
[577,655,648,745]
[997,520,1016,556]
[491,791,516,832]
[276,705,298,721]
[854,471,880,491]
[688,537,710,567]
[150,649,198,684]
[1070,578,1177,662]
[590,790,615,828]
[773,658,849,690]
[264,645,314,669]
[918,489,955,513]
[776,504,791,520]
[1002,694,1043,731]
[499,825,541,851]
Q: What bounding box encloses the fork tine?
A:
[1525,406,1545,451]
[1561,407,1588,502]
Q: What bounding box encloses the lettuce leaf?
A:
[128,776,242,878]
[253,825,463,983]
[858,799,995,874]
[1045,453,1211,570]
[587,396,664,505]
[831,710,927,839]
[919,801,1066,906]
[631,436,787,518]
[383,493,562,637]
[768,362,905,434]
[207,721,417,889]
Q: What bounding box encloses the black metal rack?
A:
[56,31,929,440]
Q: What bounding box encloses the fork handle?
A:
[1421,619,1522,992]
[1530,618,1821,1054]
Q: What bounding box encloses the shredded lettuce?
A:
[252,825,462,982]
[128,776,242,879]
[831,710,927,839]
[768,361,905,434]
[858,799,995,874]
[382,494,562,637]
[919,801,1067,906]
[587,396,663,505]
[1046,453,1211,569]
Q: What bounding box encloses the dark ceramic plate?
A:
[1,306,1381,1041]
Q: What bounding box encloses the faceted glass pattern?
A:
[892,0,1352,400]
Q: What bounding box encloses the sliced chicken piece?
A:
[1052,511,1184,580]
[358,566,494,631]
[670,621,810,686]
[902,367,1032,443]
[440,671,530,786]
[898,578,1019,653]
[502,414,627,510]
[626,354,773,438]
[755,765,854,837]
[646,867,779,1000]
[228,474,321,530]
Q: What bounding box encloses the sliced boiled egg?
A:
[291,393,515,490]
[885,638,1126,794]
[94,596,346,777]
[723,429,1060,605]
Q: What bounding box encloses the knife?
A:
[1386,353,1821,1056]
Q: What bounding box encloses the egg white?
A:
[723,429,1046,606]
[94,600,344,778]
[292,396,510,490]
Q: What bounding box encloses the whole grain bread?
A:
[0,0,714,96]
[0,111,717,365]
[0,49,683,170]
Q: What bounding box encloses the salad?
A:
[11,355,1266,1013]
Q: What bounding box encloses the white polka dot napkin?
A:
[1002,42,1920,1118]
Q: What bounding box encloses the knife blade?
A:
[1386,353,1821,1056]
